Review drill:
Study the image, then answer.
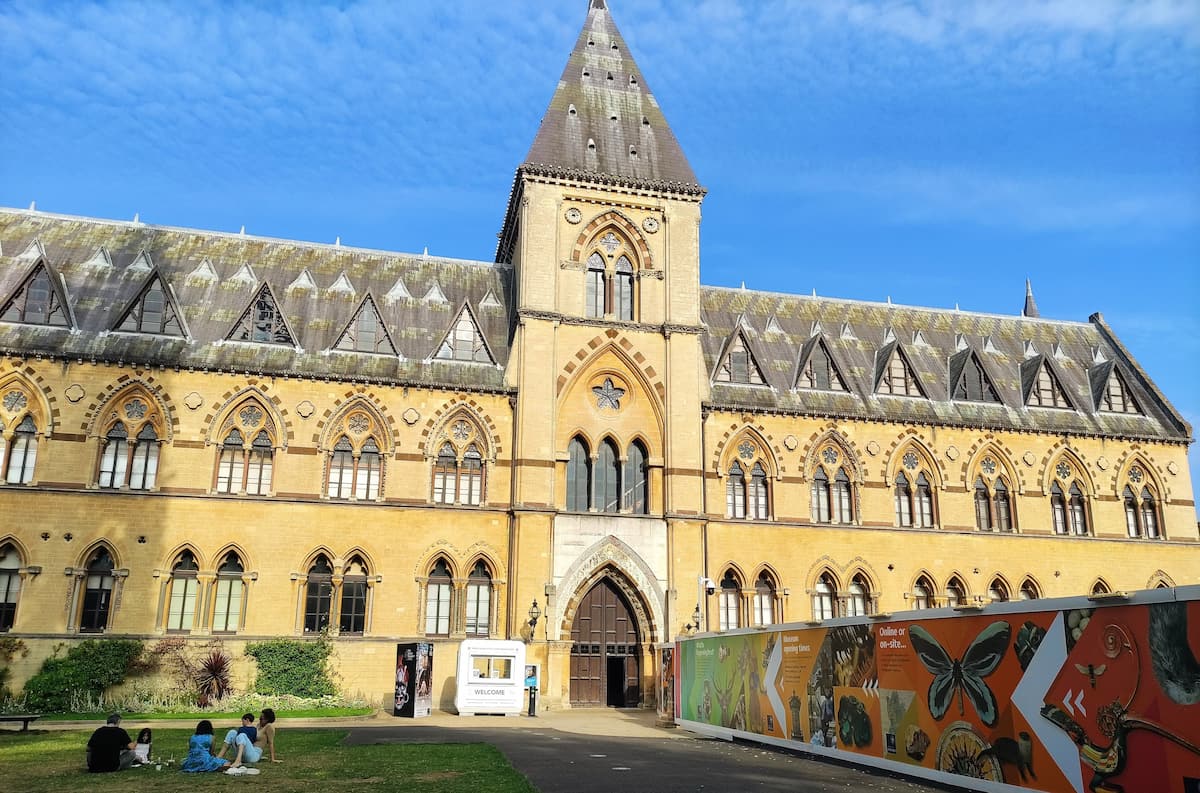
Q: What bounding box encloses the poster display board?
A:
[394,642,433,718]
[454,639,526,716]
[677,588,1200,793]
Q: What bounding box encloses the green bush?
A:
[23,639,144,712]
[0,637,29,697]
[245,637,335,697]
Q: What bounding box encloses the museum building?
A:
[0,0,1195,710]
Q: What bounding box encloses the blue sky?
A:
[2,0,1198,513]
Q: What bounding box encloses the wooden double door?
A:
[569,578,641,707]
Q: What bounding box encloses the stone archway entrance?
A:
[569,577,641,707]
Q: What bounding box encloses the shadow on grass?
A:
[0,728,536,793]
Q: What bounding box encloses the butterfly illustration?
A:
[909,621,1011,726]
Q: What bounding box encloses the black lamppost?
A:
[527,599,541,717]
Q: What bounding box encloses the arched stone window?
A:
[1091,579,1110,596]
[324,404,387,501]
[718,570,742,631]
[465,560,493,637]
[753,570,777,626]
[813,571,837,620]
[726,437,771,520]
[1122,464,1162,539]
[727,461,746,518]
[1049,458,1088,536]
[4,415,38,485]
[214,399,277,496]
[0,543,21,631]
[911,575,934,610]
[339,555,370,635]
[567,436,591,512]
[945,576,967,608]
[972,458,1015,532]
[583,230,639,321]
[165,550,199,632]
[425,558,454,636]
[596,438,620,512]
[80,548,116,633]
[303,555,334,634]
[810,444,855,524]
[430,415,488,507]
[622,440,648,514]
[212,552,246,633]
[893,448,937,528]
[987,578,1009,603]
[846,574,872,617]
[1019,579,1040,600]
[95,389,165,491]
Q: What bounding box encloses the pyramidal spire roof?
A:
[522,0,699,189]
[1023,279,1040,318]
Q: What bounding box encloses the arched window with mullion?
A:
[1140,487,1160,539]
[355,437,382,500]
[425,559,453,636]
[813,572,837,620]
[614,255,634,320]
[98,421,130,489]
[586,252,606,317]
[974,478,992,530]
[595,439,620,513]
[718,571,742,631]
[894,472,913,526]
[748,463,769,519]
[212,553,244,633]
[753,571,777,626]
[811,468,830,523]
[328,436,355,499]
[622,440,648,514]
[5,416,38,484]
[80,548,115,633]
[129,423,160,490]
[339,556,369,635]
[433,443,458,504]
[304,555,334,634]
[993,478,1013,532]
[726,461,746,519]
[1068,483,1088,536]
[567,437,591,512]
[0,544,21,631]
[166,551,199,632]
[458,444,482,506]
[465,560,492,637]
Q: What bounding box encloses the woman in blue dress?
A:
[181,720,231,773]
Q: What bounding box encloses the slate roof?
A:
[521,0,699,189]
[700,286,1191,443]
[0,210,514,391]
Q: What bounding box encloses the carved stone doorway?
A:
[569,577,641,707]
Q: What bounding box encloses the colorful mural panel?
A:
[677,590,1200,793]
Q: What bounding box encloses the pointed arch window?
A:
[945,577,966,608]
[994,479,1013,532]
[596,439,620,512]
[459,444,482,505]
[972,466,1015,533]
[988,579,1009,602]
[911,576,934,610]
[98,422,130,489]
[813,573,837,620]
[727,461,746,519]
[584,234,639,321]
[5,415,38,484]
[465,560,492,637]
[567,436,591,512]
[974,477,992,530]
[894,472,912,526]
[339,556,369,635]
[326,434,383,501]
[717,334,765,384]
[1126,484,1160,539]
[846,575,871,617]
[433,443,459,504]
[622,440,648,514]
[80,548,115,633]
[1019,579,1039,600]
[425,559,453,636]
[0,544,21,631]
[748,463,768,519]
[214,401,276,496]
[1140,487,1160,539]
[431,417,487,506]
[328,437,355,499]
[1068,483,1088,536]
[212,552,245,633]
[1091,579,1110,596]
[166,551,199,632]
[718,571,742,631]
[811,468,830,523]
[1051,483,1068,535]
[916,473,935,527]
[753,571,777,626]
[894,461,936,528]
[1,265,69,326]
[614,255,634,320]
[811,462,853,524]
[586,253,606,318]
[833,468,853,523]
[304,555,334,634]
[117,276,184,335]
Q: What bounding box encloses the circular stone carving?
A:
[945,445,959,461]
[642,217,660,233]
[784,435,798,451]
[866,441,880,456]
[565,207,582,224]
[1095,456,1109,471]
[402,407,421,426]
[183,391,204,411]
[296,400,315,419]
[1167,461,1179,475]
[64,384,86,404]
[1022,451,1036,467]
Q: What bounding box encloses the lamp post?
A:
[527,599,541,717]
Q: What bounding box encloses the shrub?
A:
[0,637,28,697]
[23,639,144,712]
[149,638,235,706]
[245,637,335,697]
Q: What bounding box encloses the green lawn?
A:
[0,728,537,793]
[40,707,374,721]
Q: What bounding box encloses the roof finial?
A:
[1023,279,1040,318]
[28,200,36,211]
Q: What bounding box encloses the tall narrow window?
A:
[945,577,966,608]
[994,479,1013,532]
[753,571,776,626]
[916,473,934,527]
[216,429,243,494]
[459,444,482,506]
[614,255,634,321]
[212,553,244,633]
[894,473,913,526]
[974,478,992,530]
[465,560,492,637]
[567,437,591,511]
[1123,486,1140,538]
[356,438,382,501]
[433,443,457,504]
[586,253,606,317]
[425,559,453,636]
[988,579,1009,602]
[328,437,355,499]
[833,469,853,523]
[339,556,368,635]
[1140,487,1160,539]
[748,463,769,519]
[911,576,933,610]
[718,571,741,631]
[129,424,159,490]
[0,544,20,631]
[245,430,273,495]
[1051,483,1068,535]
[1068,484,1088,536]
[846,575,870,617]
[596,439,620,513]
[80,548,115,633]
[213,401,276,497]
[166,551,199,632]
[727,461,746,519]
[622,440,648,514]
[98,422,130,489]
[813,573,836,620]
[5,416,37,484]
[304,555,333,634]
[811,468,831,523]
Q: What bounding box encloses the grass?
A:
[39,707,374,721]
[0,728,537,793]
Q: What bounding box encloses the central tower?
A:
[498,0,710,708]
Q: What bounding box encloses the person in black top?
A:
[86,713,136,772]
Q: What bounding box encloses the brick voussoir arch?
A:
[1038,441,1096,495]
[711,420,786,477]
[961,434,1024,493]
[882,430,945,486]
[204,382,292,448]
[1108,446,1170,502]
[312,388,399,452]
[801,425,866,483]
[557,331,666,404]
[0,366,58,435]
[420,398,502,461]
[570,210,653,270]
[83,375,178,441]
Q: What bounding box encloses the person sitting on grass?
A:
[219,708,280,772]
[86,713,136,773]
[235,713,257,745]
[133,727,153,765]
[180,721,231,773]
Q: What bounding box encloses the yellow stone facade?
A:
[0,2,1196,712]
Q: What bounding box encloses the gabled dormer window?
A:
[333,295,397,355]
[115,274,184,336]
[228,284,295,345]
[1027,360,1071,408]
[796,339,847,391]
[1,263,69,327]
[716,333,765,385]
[435,304,493,363]
[952,351,1000,403]
[1099,369,1140,414]
[876,345,923,396]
